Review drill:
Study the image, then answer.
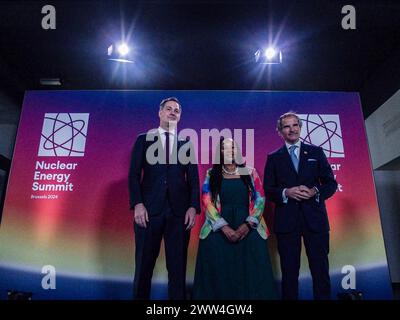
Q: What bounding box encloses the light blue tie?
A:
[289,145,299,172]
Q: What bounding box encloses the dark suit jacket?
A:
[263,142,337,233]
[129,130,200,217]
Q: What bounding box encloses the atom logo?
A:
[299,114,345,158]
[38,113,90,157]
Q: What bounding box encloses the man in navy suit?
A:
[129,97,200,300]
[263,112,337,300]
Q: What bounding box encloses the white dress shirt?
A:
[282,140,301,203]
[158,127,176,155]
[285,140,301,158]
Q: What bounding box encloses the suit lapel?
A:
[145,131,163,162]
[171,135,180,164]
[297,142,309,175]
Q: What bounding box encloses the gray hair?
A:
[276,111,302,131]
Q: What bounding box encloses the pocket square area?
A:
[307,158,317,161]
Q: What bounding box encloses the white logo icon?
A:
[38,113,89,157]
[299,114,344,158]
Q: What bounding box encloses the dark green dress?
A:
[192,178,278,300]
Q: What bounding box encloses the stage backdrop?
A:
[0,90,392,299]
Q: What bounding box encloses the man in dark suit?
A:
[263,112,337,300]
[129,97,200,300]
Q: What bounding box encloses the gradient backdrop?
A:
[0,90,392,299]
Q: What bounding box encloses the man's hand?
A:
[185,207,196,230]
[285,186,311,201]
[134,203,149,228]
[236,223,250,241]
[299,185,317,199]
[221,225,240,242]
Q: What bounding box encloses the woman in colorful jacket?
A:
[192,138,277,299]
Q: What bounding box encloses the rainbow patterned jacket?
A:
[199,167,270,240]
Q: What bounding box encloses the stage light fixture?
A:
[255,47,282,64]
[107,42,134,63]
[265,47,276,59]
[117,43,129,56]
[39,78,62,86]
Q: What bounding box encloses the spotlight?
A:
[107,42,134,63]
[255,47,282,64]
[117,43,129,56]
[265,47,276,60]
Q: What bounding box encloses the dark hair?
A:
[209,137,254,204]
[159,97,181,111]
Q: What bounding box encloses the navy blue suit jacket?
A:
[263,142,337,233]
[129,131,200,217]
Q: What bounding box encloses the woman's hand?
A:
[221,225,240,242]
[236,223,250,240]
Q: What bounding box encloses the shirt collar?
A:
[285,140,301,151]
[158,126,176,136]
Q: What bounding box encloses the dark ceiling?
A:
[0,0,399,118]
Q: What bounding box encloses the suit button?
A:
[164,180,167,185]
